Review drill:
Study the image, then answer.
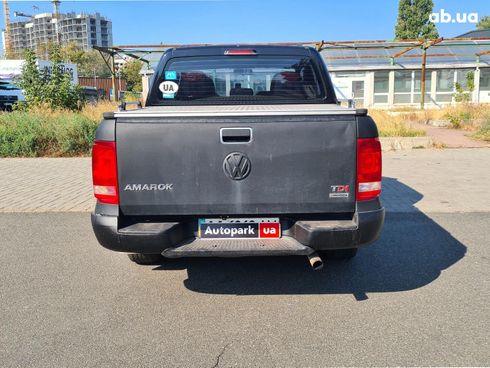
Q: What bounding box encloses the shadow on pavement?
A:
[153,177,466,299]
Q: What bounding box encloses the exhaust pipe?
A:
[307,252,324,271]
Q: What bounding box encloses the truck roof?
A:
[168,44,315,57]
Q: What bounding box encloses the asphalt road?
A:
[1,210,489,367]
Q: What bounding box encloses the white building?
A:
[324,39,490,108]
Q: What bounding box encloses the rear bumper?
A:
[91,199,385,256]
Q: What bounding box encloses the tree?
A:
[16,46,81,110]
[61,42,112,78]
[33,41,112,78]
[61,42,87,68]
[121,59,143,92]
[45,45,82,110]
[16,48,46,107]
[477,16,490,30]
[36,41,56,60]
[395,0,439,40]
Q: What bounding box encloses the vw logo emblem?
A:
[223,152,251,181]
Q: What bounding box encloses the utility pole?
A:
[2,0,13,59]
[420,48,427,110]
[112,55,118,101]
[420,38,443,110]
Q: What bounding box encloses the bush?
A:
[453,71,474,103]
[443,104,490,130]
[0,108,98,157]
[16,47,81,111]
[472,119,490,142]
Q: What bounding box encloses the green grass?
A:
[0,101,117,157]
[0,109,98,157]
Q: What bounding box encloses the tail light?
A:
[92,140,119,204]
[356,138,382,201]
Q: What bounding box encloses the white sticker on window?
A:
[159,81,179,95]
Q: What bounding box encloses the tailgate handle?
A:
[220,128,252,144]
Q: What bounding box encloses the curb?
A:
[379,136,433,151]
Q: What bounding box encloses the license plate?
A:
[198,218,281,239]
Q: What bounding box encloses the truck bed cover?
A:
[114,104,356,118]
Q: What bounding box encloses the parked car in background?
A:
[0,81,24,111]
[81,86,105,105]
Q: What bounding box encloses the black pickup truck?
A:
[91,45,384,270]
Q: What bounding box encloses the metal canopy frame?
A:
[94,37,490,106]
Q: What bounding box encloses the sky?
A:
[1,0,489,47]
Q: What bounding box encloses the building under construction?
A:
[3,1,112,57]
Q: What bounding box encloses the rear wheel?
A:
[319,248,358,260]
[128,253,164,265]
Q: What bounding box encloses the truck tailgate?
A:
[116,113,357,216]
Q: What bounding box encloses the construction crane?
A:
[52,0,60,15]
[12,4,39,19]
[13,11,33,18]
[2,0,13,59]
[3,1,62,58]
[52,0,61,45]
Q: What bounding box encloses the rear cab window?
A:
[149,52,329,105]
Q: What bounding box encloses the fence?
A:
[78,77,127,99]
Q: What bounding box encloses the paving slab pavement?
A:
[409,121,490,148]
[382,148,490,213]
[0,158,93,212]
